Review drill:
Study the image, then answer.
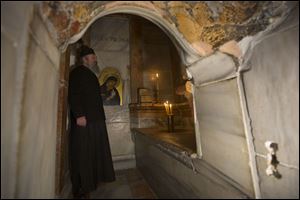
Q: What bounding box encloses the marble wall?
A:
[1,2,60,198]
[86,15,186,170]
[243,17,299,198]
[16,12,60,199]
[194,78,254,196]
[141,19,179,102]
[104,106,136,170]
[134,131,250,198]
[1,2,34,198]
[134,4,299,199]
[89,16,134,170]
[2,2,298,199]
[128,15,184,103]
[90,15,131,105]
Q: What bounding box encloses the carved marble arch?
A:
[54,6,204,195]
[63,5,202,66]
[20,1,296,198]
[61,6,203,156]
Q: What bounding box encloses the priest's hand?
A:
[76,116,87,127]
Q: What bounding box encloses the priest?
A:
[68,45,115,198]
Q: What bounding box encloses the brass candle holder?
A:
[164,101,174,132]
[151,73,160,103]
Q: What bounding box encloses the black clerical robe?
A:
[68,65,115,194]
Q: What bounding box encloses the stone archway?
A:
[38,1,298,198]
[53,6,204,196]
[2,1,298,199]
[66,6,202,66]
[41,2,210,65]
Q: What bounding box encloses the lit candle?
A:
[151,74,156,92]
[166,101,169,114]
[165,101,170,115]
[164,102,168,115]
[170,104,172,115]
[156,73,159,95]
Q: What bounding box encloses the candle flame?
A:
[156,73,159,78]
[164,101,173,115]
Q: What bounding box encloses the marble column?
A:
[129,17,144,103]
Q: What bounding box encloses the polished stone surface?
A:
[132,128,197,154]
[134,130,251,199]
[90,168,156,199]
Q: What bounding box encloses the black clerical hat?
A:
[80,45,95,58]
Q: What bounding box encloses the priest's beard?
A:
[83,60,100,76]
[90,62,100,76]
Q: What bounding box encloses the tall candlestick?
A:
[168,114,174,132]
[164,101,175,116]
[166,101,169,114]
[164,101,169,115]
[156,73,159,100]
[164,102,168,115]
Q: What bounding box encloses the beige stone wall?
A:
[243,18,299,198]
[90,15,130,105]
[1,1,298,199]
[88,16,135,170]
[193,78,254,197]
[1,2,33,198]
[39,1,292,58]
[1,2,60,198]
[105,106,135,170]
[87,15,186,170]
[134,132,250,198]
[15,12,60,198]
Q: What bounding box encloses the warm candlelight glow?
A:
[164,102,168,114]
[164,101,173,115]
[155,73,159,93]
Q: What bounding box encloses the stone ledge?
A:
[133,128,252,198]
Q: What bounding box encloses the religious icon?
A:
[99,67,123,106]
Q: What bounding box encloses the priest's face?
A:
[83,54,97,68]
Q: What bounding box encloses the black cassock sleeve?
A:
[68,69,85,118]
